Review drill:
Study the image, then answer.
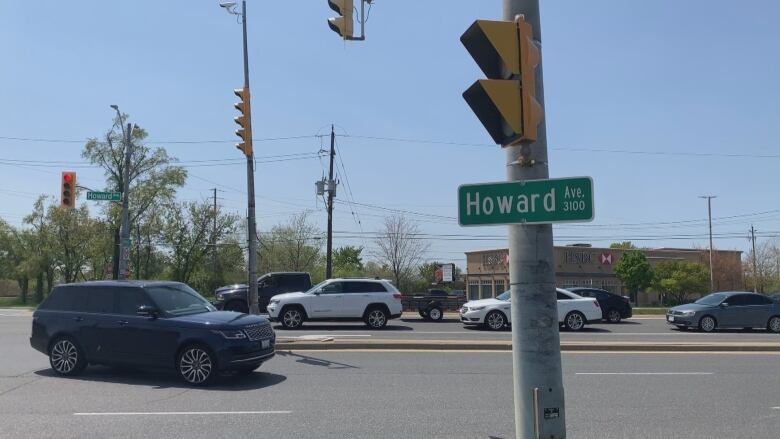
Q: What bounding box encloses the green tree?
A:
[258,212,323,276]
[159,201,239,290]
[82,115,186,279]
[652,261,710,305]
[613,251,653,302]
[610,241,637,250]
[333,246,364,277]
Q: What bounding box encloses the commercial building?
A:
[465,245,743,305]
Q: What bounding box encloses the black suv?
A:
[30,280,275,385]
[566,287,633,323]
[213,272,312,313]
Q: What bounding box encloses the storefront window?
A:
[480,280,493,299]
[468,280,480,300]
[494,280,505,297]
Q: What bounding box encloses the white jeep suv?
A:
[266,278,403,329]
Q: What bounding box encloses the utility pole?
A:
[750,225,758,293]
[699,195,716,291]
[110,103,134,281]
[213,188,218,290]
[326,125,336,279]
[503,1,565,437]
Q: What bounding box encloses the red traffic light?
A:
[63,174,73,183]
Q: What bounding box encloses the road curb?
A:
[275,339,780,352]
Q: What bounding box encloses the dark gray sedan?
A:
[667,292,780,333]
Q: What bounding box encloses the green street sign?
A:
[86,191,122,202]
[458,177,594,226]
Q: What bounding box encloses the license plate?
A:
[667,315,674,322]
[261,339,270,349]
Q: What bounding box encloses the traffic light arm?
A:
[345,0,367,41]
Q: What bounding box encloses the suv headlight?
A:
[211,329,247,339]
[679,310,696,317]
[269,299,280,305]
[469,306,486,311]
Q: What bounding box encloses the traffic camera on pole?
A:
[60,171,76,209]
[234,87,253,157]
[461,16,542,146]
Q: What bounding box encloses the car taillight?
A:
[622,296,631,305]
[393,293,402,300]
[593,300,600,308]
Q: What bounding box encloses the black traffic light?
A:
[61,171,76,209]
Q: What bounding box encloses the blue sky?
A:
[1,0,778,267]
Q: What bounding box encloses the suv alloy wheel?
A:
[365,307,388,329]
[281,307,305,329]
[49,337,87,376]
[178,345,215,385]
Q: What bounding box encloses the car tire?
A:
[606,308,622,323]
[225,300,249,314]
[280,306,305,329]
[564,311,586,331]
[428,307,443,321]
[484,310,507,331]
[49,336,87,377]
[177,344,216,386]
[767,316,780,333]
[698,315,717,333]
[364,307,389,329]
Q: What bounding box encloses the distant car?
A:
[566,287,632,323]
[772,293,780,302]
[213,272,312,314]
[30,281,275,386]
[459,288,602,331]
[666,292,780,333]
[266,278,403,329]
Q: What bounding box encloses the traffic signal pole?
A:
[503,1,566,438]
[119,122,132,280]
[240,0,260,315]
[326,125,336,279]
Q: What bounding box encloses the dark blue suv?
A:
[30,280,275,385]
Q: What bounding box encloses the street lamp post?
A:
[111,105,133,280]
[220,0,259,314]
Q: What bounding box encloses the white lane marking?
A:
[74,411,291,416]
[772,407,780,410]
[294,334,372,338]
[575,372,713,375]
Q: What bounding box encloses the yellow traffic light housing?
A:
[234,87,253,157]
[327,0,354,39]
[461,16,542,146]
[61,171,76,209]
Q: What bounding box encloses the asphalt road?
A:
[2,315,779,439]
[271,315,780,343]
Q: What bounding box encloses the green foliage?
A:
[333,246,364,278]
[258,212,323,275]
[652,261,710,305]
[610,241,637,250]
[613,251,653,296]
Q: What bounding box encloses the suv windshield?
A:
[146,284,215,316]
[694,293,727,306]
[496,291,510,301]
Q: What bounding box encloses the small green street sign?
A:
[86,191,122,202]
[458,177,594,226]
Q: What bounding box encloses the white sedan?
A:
[459,288,603,331]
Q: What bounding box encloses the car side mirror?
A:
[137,305,159,318]
[312,290,321,295]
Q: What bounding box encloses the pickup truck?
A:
[213,272,312,314]
[402,289,466,321]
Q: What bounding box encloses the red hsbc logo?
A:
[600,252,613,265]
